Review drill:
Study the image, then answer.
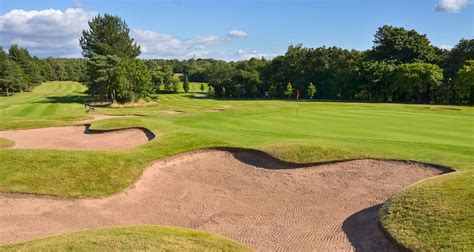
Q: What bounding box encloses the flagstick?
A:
[296,89,299,118]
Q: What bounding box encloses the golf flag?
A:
[296,89,300,100]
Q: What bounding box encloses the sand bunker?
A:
[160,110,185,115]
[75,114,136,123]
[205,105,231,112]
[0,125,154,150]
[0,149,446,250]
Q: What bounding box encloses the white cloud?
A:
[0,7,252,60]
[194,35,224,45]
[131,29,208,58]
[439,44,455,50]
[132,29,248,59]
[435,0,470,12]
[228,30,247,38]
[0,8,96,57]
[235,49,276,60]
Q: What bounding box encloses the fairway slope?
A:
[0,125,154,151]
[0,149,447,251]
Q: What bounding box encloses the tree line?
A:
[198,26,472,104]
[1,14,472,105]
[0,45,86,96]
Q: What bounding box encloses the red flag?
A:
[296,89,300,99]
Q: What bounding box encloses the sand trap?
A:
[0,149,446,250]
[75,114,136,123]
[0,125,154,150]
[160,110,185,115]
[205,105,232,112]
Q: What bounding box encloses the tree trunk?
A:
[6,87,10,97]
[111,90,117,103]
[426,83,431,104]
[471,86,474,105]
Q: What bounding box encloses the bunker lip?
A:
[0,125,154,151]
[0,149,449,251]
[210,147,455,172]
[74,114,143,123]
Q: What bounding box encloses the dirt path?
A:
[0,150,445,251]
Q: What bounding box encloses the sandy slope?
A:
[0,149,445,251]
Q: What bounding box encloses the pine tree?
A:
[80,14,141,59]
[80,14,154,103]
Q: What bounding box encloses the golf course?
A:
[0,81,472,251]
[1,1,473,250]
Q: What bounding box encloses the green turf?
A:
[381,171,474,251]
[0,81,473,250]
[0,139,13,148]
[0,226,249,251]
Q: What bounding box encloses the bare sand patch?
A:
[205,105,232,112]
[160,110,185,115]
[75,114,136,123]
[0,125,153,151]
[0,149,446,250]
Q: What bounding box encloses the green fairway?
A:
[0,81,473,250]
[0,226,249,251]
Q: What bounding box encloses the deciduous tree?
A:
[284,82,293,99]
[307,82,316,99]
[182,75,190,93]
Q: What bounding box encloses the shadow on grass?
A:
[342,204,398,252]
[214,147,455,173]
[184,94,472,106]
[34,95,88,104]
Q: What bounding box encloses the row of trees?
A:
[1,16,472,105]
[0,42,187,99]
[39,58,86,82]
[199,26,472,104]
[0,45,42,96]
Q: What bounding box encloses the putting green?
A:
[0,81,473,250]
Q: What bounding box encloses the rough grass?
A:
[0,226,250,251]
[0,81,473,250]
[0,139,13,149]
[380,171,474,251]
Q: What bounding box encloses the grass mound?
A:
[0,139,13,149]
[265,144,356,163]
[380,171,474,250]
[0,226,250,251]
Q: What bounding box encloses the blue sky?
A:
[1,0,473,60]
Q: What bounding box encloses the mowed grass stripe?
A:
[16,104,42,117]
[39,103,60,117]
[297,108,472,144]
